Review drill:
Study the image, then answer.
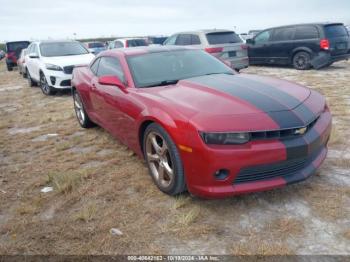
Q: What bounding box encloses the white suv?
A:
[25,40,95,95]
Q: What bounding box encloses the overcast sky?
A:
[1,0,349,42]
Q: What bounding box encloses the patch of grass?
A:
[231,240,294,255]
[47,171,85,194]
[173,195,191,209]
[74,204,97,222]
[265,217,304,239]
[15,205,37,215]
[176,206,200,226]
[55,141,71,151]
[343,229,350,240]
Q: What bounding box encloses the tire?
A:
[40,72,56,95]
[143,123,186,196]
[73,90,95,128]
[292,51,311,70]
[27,68,37,87]
[7,64,13,71]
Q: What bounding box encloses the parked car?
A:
[0,50,5,60]
[247,23,350,70]
[71,46,331,198]
[25,40,95,95]
[5,41,30,71]
[17,48,28,77]
[163,29,249,71]
[85,42,106,54]
[146,36,168,46]
[108,38,148,49]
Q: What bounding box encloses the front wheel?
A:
[40,73,56,95]
[73,90,95,128]
[143,123,186,196]
[292,51,311,70]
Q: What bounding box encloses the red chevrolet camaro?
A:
[71,46,332,198]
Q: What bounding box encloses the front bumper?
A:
[182,110,332,198]
[44,70,72,89]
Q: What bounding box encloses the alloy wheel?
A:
[145,131,174,189]
[40,74,50,94]
[74,92,85,125]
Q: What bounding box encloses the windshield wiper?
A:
[142,80,179,88]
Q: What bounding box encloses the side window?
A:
[191,34,201,45]
[27,44,33,54]
[294,26,319,40]
[164,35,177,45]
[33,44,39,56]
[90,58,100,75]
[272,27,295,41]
[254,30,272,43]
[97,56,125,82]
[115,41,124,48]
[176,34,192,45]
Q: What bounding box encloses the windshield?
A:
[40,42,89,57]
[324,25,349,38]
[88,42,105,48]
[127,50,234,88]
[6,41,30,52]
[206,32,242,44]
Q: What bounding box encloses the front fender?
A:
[135,107,191,157]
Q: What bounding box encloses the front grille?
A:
[60,80,71,87]
[250,116,319,141]
[63,65,74,74]
[233,149,321,184]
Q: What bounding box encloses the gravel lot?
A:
[0,59,349,255]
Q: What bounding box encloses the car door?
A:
[31,44,41,81]
[26,44,40,81]
[268,26,296,64]
[248,29,273,64]
[91,56,129,140]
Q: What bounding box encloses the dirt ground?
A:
[0,59,349,255]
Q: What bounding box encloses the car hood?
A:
[143,73,319,132]
[41,53,95,67]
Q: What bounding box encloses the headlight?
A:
[200,132,250,145]
[45,63,62,71]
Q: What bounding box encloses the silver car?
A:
[164,29,248,70]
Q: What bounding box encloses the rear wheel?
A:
[143,123,186,196]
[73,90,95,128]
[40,72,56,95]
[6,64,13,71]
[292,51,311,70]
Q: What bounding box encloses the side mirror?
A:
[98,75,126,89]
[28,53,39,59]
[246,39,254,45]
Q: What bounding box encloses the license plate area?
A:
[336,43,346,50]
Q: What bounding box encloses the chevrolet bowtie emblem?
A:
[295,127,307,135]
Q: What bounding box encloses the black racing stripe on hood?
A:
[224,74,316,125]
[186,75,304,129]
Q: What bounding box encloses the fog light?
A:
[214,169,230,180]
[50,76,56,85]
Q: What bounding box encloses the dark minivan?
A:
[247,23,350,70]
[5,41,30,71]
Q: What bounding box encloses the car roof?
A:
[113,37,146,41]
[31,40,80,44]
[173,29,235,35]
[102,45,191,56]
[262,22,344,31]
